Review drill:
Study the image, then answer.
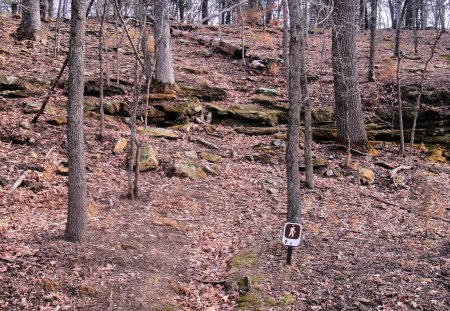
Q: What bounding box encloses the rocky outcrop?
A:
[171,161,207,180]
[0,73,48,98]
[179,83,227,102]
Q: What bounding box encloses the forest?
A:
[0,0,449,310]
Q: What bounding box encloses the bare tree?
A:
[300,0,313,189]
[332,0,370,151]
[154,0,177,92]
[368,0,378,81]
[286,0,303,264]
[17,0,42,41]
[65,0,88,242]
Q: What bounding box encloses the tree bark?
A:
[154,0,176,91]
[368,0,378,81]
[202,0,209,25]
[41,0,49,21]
[11,2,19,15]
[64,0,88,243]
[286,0,302,225]
[332,0,369,151]
[18,0,42,41]
[388,0,397,29]
[48,0,54,18]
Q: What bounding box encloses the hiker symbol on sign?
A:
[282,223,302,247]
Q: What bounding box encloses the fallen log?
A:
[171,29,247,59]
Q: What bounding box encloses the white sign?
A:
[282,223,303,247]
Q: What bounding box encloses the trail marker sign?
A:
[282,223,302,247]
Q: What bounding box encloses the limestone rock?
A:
[255,87,278,96]
[47,116,67,126]
[0,73,48,98]
[20,121,32,129]
[103,100,122,115]
[83,97,99,112]
[172,161,207,180]
[196,48,214,58]
[168,122,196,132]
[235,127,284,136]
[143,127,179,139]
[203,164,221,176]
[129,144,158,172]
[145,93,177,101]
[359,168,375,185]
[199,152,223,163]
[179,83,227,102]
[249,60,265,70]
[23,102,41,114]
[154,98,202,119]
[113,137,128,154]
[208,104,283,127]
[56,166,69,176]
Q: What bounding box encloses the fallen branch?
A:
[193,277,226,285]
[9,170,29,193]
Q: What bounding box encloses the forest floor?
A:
[0,14,449,310]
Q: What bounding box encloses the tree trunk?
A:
[368,0,378,81]
[282,0,289,80]
[48,0,54,18]
[202,0,208,25]
[154,0,176,91]
[388,0,397,29]
[18,0,42,41]
[332,0,369,151]
[178,0,185,21]
[65,0,88,243]
[286,0,302,225]
[301,2,314,190]
[41,0,49,21]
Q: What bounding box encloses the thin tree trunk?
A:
[409,14,445,159]
[54,0,63,56]
[286,0,303,264]
[286,0,302,225]
[282,0,289,80]
[395,0,409,156]
[65,0,88,243]
[300,0,313,190]
[202,0,208,24]
[97,0,108,141]
[368,0,378,81]
[41,0,49,21]
[239,0,246,66]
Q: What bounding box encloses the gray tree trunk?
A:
[154,0,176,90]
[18,0,42,41]
[332,0,369,151]
[368,0,378,81]
[48,0,54,17]
[41,0,49,21]
[300,2,314,190]
[202,0,208,24]
[64,0,88,242]
[286,0,302,225]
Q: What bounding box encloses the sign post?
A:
[282,222,302,265]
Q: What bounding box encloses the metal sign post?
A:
[282,222,302,265]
